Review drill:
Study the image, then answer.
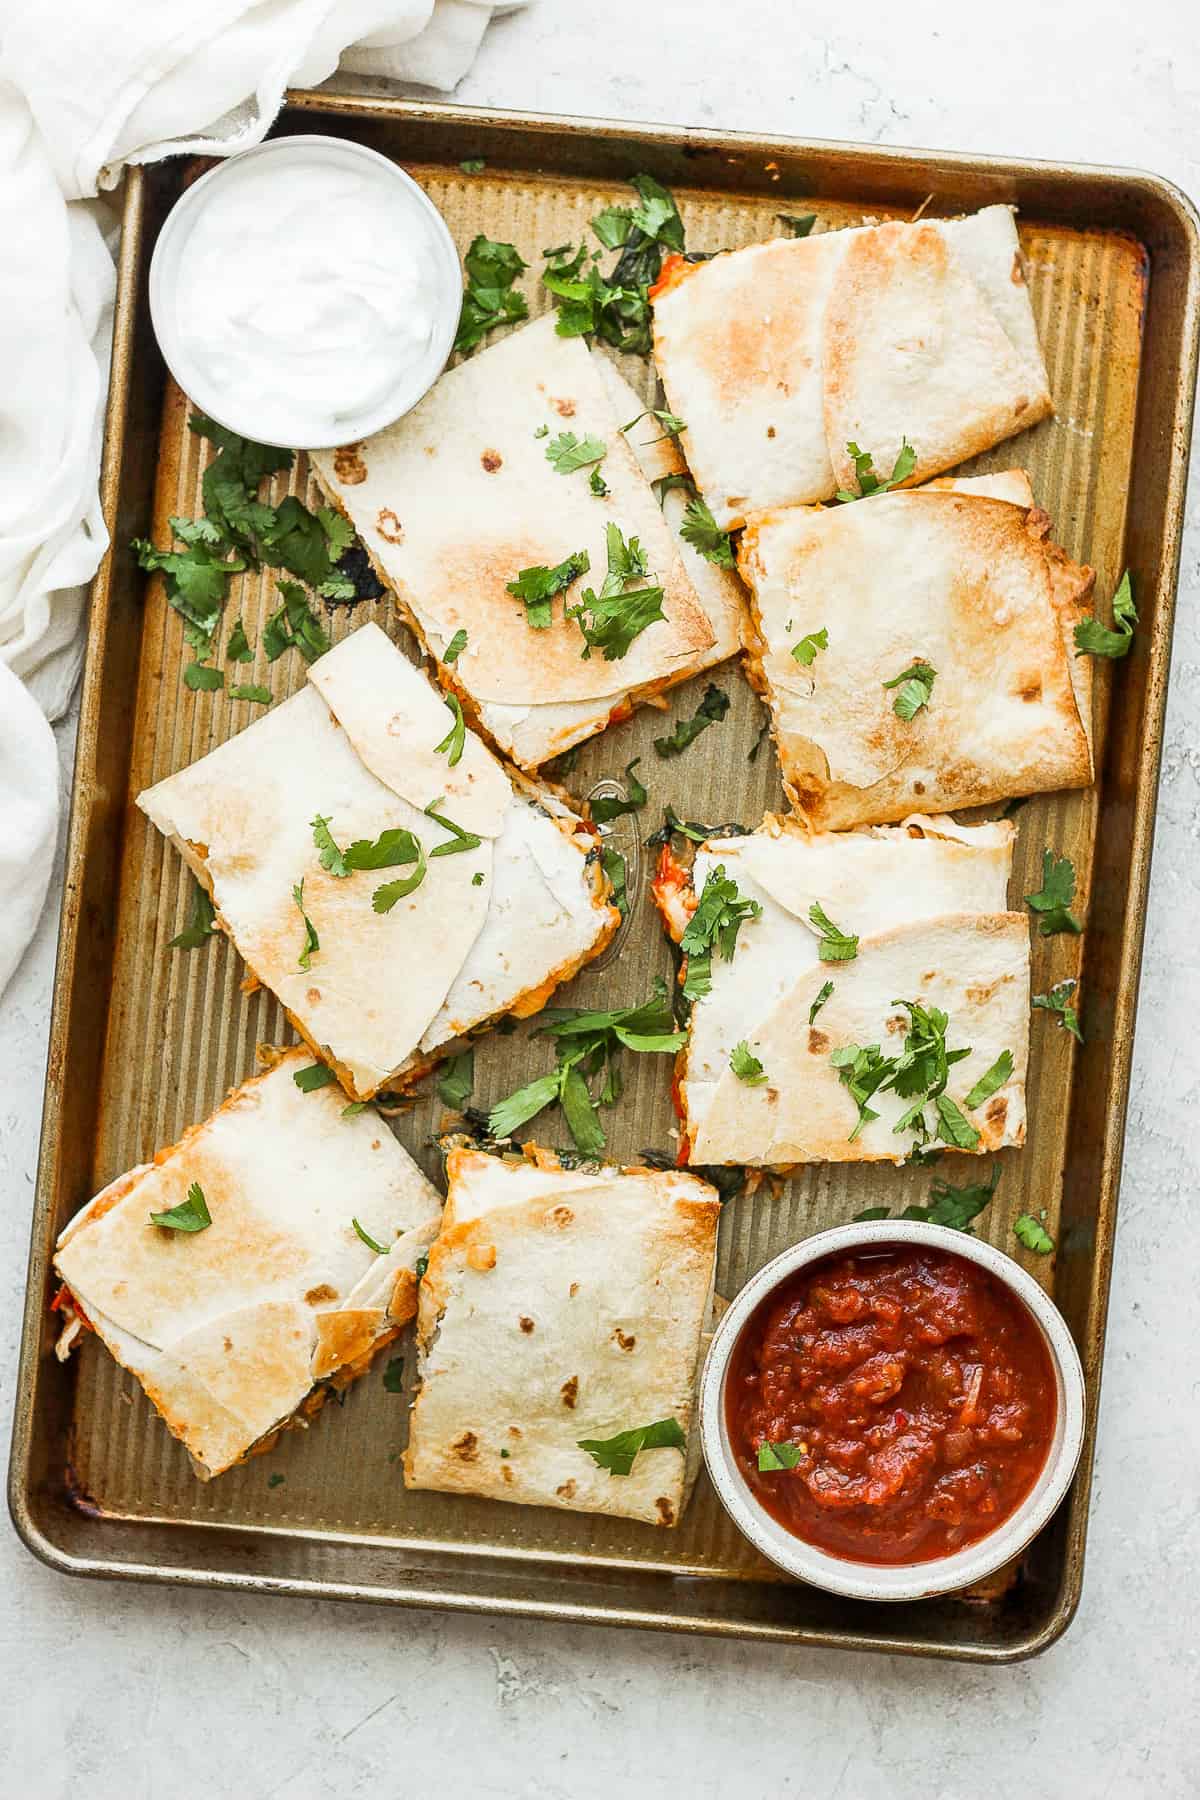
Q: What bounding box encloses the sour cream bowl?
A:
[700,1221,1086,1603]
[149,135,463,449]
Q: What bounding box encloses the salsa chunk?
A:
[726,1244,1057,1564]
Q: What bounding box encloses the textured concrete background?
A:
[3,5,1198,1794]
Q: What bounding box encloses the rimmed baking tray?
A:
[9,92,1198,1663]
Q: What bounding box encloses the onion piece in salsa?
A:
[725,1243,1057,1565]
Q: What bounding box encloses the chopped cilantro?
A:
[855,1165,1000,1234]
[680,865,762,1000]
[565,524,664,660]
[578,1417,686,1475]
[807,901,858,963]
[341,1101,368,1117]
[809,980,834,1026]
[621,407,687,444]
[590,758,647,824]
[963,1050,1014,1111]
[542,173,684,356]
[472,872,484,886]
[460,157,486,174]
[228,684,271,705]
[731,1041,768,1085]
[311,813,350,878]
[370,837,428,912]
[1075,570,1137,659]
[226,618,253,662]
[1025,850,1083,936]
[414,1254,429,1280]
[831,999,977,1148]
[589,466,610,498]
[883,657,936,720]
[437,1050,475,1110]
[1033,979,1084,1043]
[601,845,627,918]
[757,1440,805,1470]
[169,879,216,951]
[545,431,606,473]
[455,235,529,355]
[777,214,817,238]
[791,627,828,667]
[264,580,331,665]
[267,1472,286,1488]
[182,661,223,691]
[343,826,426,871]
[425,797,482,857]
[293,1062,336,1093]
[653,684,730,757]
[293,878,319,969]
[149,1180,211,1234]
[352,1217,389,1254]
[383,1357,405,1393]
[435,694,466,767]
[443,629,468,664]
[835,438,916,503]
[679,493,735,567]
[1014,1212,1056,1254]
[506,549,590,629]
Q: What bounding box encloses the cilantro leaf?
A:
[577,1417,686,1475]
[731,1040,768,1085]
[545,432,606,474]
[352,1217,389,1255]
[791,626,828,667]
[934,1093,981,1149]
[342,1101,369,1117]
[1075,570,1137,659]
[590,758,648,824]
[681,865,762,999]
[182,661,223,692]
[831,998,976,1147]
[882,657,936,720]
[835,438,916,503]
[757,1440,805,1470]
[589,466,610,498]
[317,506,355,564]
[809,980,834,1026]
[311,814,350,878]
[460,157,486,175]
[1033,979,1084,1043]
[264,580,331,665]
[132,533,244,657]
[777,214,817,238]
[260,495,338,586]
[567,581,665,661]
[169,878,216,951]
[543,175,686,356]
[226,618,253,663]
[435,694,466,767]
[443,629,467,664]
[559,1065,606,1157]
[621,407,687,444]
[437,1050,475,1110]
[592,205,635,250]
[679,494,735,567]
[294,1062,336,1093]
[488,1070,566,1140]
[343,827,426,871]
[425,798,483,857]
[149,1180,212,1234]
[506,550,590,629]
[964,1050,1014,1111]
[807,901,858,963]
[229,684,271,705]
[293,878,319,969]
[1014,1212,1056,1254]
[382,1357,405,1393]
[371,840,428,911]
[1025,849,1082,935]
[653,684,730,757]
[601,845,627,918]
[455,235,529,355]
[857,1165,1000,1234]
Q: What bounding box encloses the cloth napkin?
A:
[0,0,527,1002]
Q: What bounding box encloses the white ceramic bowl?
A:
[148,134,462,448]
[700,1220,1086,1602]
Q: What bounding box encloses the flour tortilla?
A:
[309,314,717,769]
[679,814,1020,1164]
[689,912,1030,1166]
[737,486,1094,828]
[650,206,1051,527]
[53,1051,443,1477]
[138,624,616,1098]
[405,1149,721,1526]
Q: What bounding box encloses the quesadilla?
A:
[651,205,1053,528]
[404,1146,722,1526]
[738,475,1094,828]
[52,1049,443,1478]
[309,314,739,771]
[652,813,1030,1167]
[138,622,618,1101]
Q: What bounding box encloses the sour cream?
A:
[151,137,462,448]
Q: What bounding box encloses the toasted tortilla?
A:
[666,814,1027,1166]
[53,1050,443,1477]
[737,484,1094,828]
[309,314,719,769]
[404,1148,721,1526]
[138,623,617,1098]
[651,207,1051,527]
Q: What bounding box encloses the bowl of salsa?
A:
[700,1221,1086,1601]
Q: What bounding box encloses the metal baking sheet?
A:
[10,93,1199,1663]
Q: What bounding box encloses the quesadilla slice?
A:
[309,313,726,771]
[138,622,617,1100]
[652,813,1030,1167]
[404,1147,722,1526]
[738,479,1094,828]
[650,205,1052,527]
[52,1049,443,1478]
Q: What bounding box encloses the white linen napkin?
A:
[0,0,527,1000]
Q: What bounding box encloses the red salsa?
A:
[726,1244,1057,1564]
